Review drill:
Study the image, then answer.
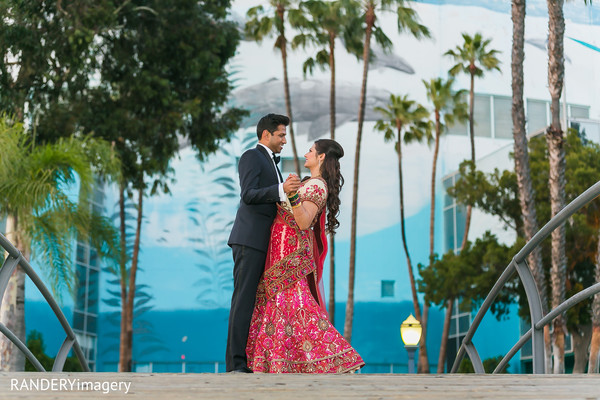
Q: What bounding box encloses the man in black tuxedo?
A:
[226,113,300,373]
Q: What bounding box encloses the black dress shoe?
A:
[229,367,253,373]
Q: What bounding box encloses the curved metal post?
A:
[464,343,484,374]
[514,260,545,373]
[53,337,75,372]
[450,180,600,374]
[450,262,516,373]
[0,322,45,371]
[0,233,90,372]
[493,329,532,374]
[0,255,20,300]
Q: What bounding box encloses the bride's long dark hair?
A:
[315,139,344,234]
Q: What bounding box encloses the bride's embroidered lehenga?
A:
[246,177,364,373]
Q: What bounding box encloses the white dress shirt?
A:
[258,143,286,202]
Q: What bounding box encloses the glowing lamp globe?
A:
[400,314,422,346]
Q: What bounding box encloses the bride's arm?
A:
[290,200,319,230]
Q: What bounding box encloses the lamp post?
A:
[400,314,422,374]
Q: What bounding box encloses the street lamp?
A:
[400,314,422,373]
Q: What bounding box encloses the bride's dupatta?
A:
[311,210,328,317]
[262,206,329,318]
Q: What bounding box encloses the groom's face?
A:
[264,124,287,154]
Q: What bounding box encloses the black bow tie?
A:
[272,154,281,165]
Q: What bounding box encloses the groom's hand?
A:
[283,174,301,194]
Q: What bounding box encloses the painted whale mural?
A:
[231,77,393,139]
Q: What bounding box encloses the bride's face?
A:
[304,144,321,169]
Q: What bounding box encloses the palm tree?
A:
[445,32,501,250]
[545,0,567,374]
[344,0,430,350]
[291,0,363,323]
[246,1,302,176]
[511,0,550,372]
[374,94,432,367]
[590,237,600,373]
[0,117,120,371]
[423,77,467,373]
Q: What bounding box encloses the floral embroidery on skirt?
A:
[246,278,364,373]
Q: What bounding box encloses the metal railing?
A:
[450,180,600,374]
[0,232,90,372]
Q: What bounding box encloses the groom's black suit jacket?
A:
[228,145,281,253]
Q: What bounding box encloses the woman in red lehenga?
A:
[246,139,364,373]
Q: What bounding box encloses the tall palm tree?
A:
[344,0,430,351]
[445,32,501,250]
[545,0,567,374]
[374,94,432,366]
[0,117,120,371]
[246,1,302,176]
[291,0,363,324]
[590,236,600,373]
[511,0,550,371]
[423,77,467,373]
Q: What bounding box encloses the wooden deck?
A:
[1,372,599,399]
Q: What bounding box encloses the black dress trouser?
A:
[225,244,267,371]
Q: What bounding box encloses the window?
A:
[570,105,590,119]
[493,96,513,139]
[381,280,395,298]
[473,95,492,137]
[281,158,303,175]
[527,100,548,134]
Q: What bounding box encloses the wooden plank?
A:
[0,373,599,399]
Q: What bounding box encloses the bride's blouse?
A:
[280,177,328,227]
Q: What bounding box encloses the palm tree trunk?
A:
[588,232,600,373]
[123,187,144,373]
[277,4,301,177]
[344,4,374,342]
[0,214,26,371]
[397,138,421,323]
[512,0,551,371]
[419,302,430,373]
[460,72,476,250]
[420,112,442,374]
[571,324,592,373]
[546,0,566,374]
[397,135,429,370]
[430,112,441,258]
[118,184,129,372]
[328,31,337,324]
[437,298,453,373]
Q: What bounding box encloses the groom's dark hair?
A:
[256,113,290,140]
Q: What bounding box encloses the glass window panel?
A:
[449,318,457,336]
[455,205,466,252]
[473,95,492,137]
[443,176,455,207]
[570,105,589,119]
[444,209,455,253]
[281,158,302,175]
[493,96,513,139]
[381,280,394,298]
[87,315,97,333]
[527,100,548,134]
[73,311,85,330]
[459,315,470,334]
[87,269,99,315]
[93,187,105,205]
[89,248,98,268]
[92,203,103,215]
[76,244,87,264]
[446,120,467,136]
[564,333,572,353]
[446,336,462,372]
